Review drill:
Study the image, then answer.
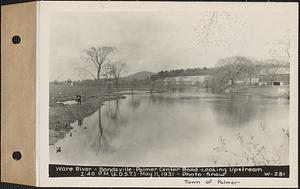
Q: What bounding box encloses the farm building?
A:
[258,74,290,86]
[162,75,208,86]
[233,77,259,86]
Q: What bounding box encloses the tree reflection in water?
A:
[110,100,120,120]
[211,95,266,127]
[129,94,141,109]
[107,99,128,125]
[92,98,130,155]
[149,94,175,105]
[91,105,115,156]
[90,106,105,155]
[51,92,289,166]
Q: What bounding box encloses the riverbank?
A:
[224,85,290,99]
[49,94,124,145]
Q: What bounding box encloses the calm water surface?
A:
[50,91,289,166]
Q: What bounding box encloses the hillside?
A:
[123,71,156,81]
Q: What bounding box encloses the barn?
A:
[258,74,290,86]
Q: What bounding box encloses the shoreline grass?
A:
[49,93,124,145]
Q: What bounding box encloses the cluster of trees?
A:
[84,46,127,90]
[207,56,289,93]
[150,67,210,80]
[147,56,289,93]
[51,46,129,92]
[50,79,80,85]
[262,59,289,81]
[51,46,127,90]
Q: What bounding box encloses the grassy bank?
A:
[49,84,125,145]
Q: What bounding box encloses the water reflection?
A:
[129,94,141,109]
[80,106,111,156]
[92,107,104,155]
[209,95,289,128]
[210,95,260,127]
[105,100,128,126]
[50,92,289,166]
[149,93,176,105]
[110,100,120,120]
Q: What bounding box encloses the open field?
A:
[50,84,105,106]
[50,84,152,106]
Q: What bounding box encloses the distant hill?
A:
[123,71,156,81]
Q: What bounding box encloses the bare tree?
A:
[263,59,289,83]
[107,61,127,91]
[217,56,252,88]
[242,59,262,85]
[207,68,230,93]
[84,46,116,80]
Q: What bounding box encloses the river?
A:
[50,90,289,166]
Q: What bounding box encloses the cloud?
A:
[49,10,293,81]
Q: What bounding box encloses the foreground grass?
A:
[49,84,125,145]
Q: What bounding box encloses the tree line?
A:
[206,56,289,93]
[150,67,210,80]
[51,45,289,93]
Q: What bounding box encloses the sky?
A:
[49,9,293,81]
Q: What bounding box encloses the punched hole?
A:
[12,151,22,161]
[12,35,21,44]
